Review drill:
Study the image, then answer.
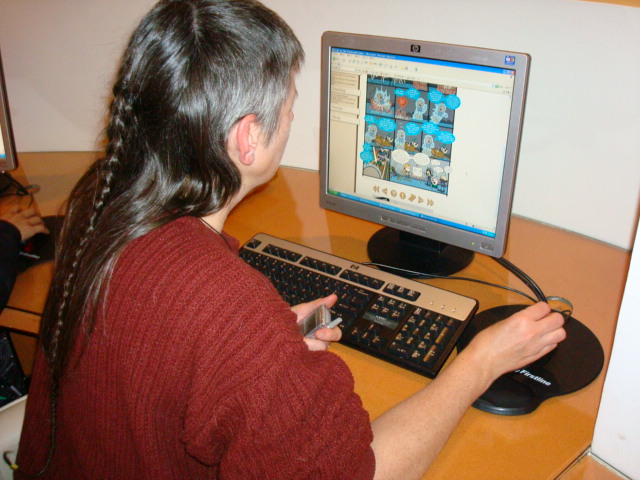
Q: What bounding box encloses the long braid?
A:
[22,1,304,475]
[48,80,129,377]
[30,84,131,477]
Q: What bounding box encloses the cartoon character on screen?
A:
[431,176,439,190]
[395,130,406,150]
[412,97,428,121]
[422,134,435,157]
[424,168,433,185]
[376,148,390,166]
[371,87,392,114]
[440,175,448,192]
[430,102,449,124]
[397,96,408,116]
[365,124,378,144]
[402,163,411,179]
[403,140,418,153]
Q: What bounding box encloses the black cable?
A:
[1,171,30,196]
[0,172,37,207]
[365,257,573,319]
[491,256,546,302]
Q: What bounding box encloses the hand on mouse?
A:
[460,302,567,386]
[0,207,50,242]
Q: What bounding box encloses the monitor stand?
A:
[367,227,474,277]
[456,304,604,415]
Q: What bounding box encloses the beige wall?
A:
[0,0,638,249]
[593,219,640,479]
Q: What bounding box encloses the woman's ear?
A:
[231,114,261,166]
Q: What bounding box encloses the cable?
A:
[2,451,19,472]
[491,256,546,302]
[0,172,38,207]
[1,171,30,195]
[364,257,574,319]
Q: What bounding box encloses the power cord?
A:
[491,256,545,302]
[0,171,40,207]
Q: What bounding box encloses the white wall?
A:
[592,217,640,480]
[0,0,639,249]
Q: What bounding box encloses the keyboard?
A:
[240,233,479,378]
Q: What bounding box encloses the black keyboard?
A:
[240,233,478,378]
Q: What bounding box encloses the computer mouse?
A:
[457,304,604,416]
[18,215,63,271]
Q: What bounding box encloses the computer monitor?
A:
[0,48,18,172]
[319,32,530,276]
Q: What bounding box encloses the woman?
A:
[0,207,49,311]
[16,1,565,479]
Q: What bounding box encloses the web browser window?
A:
[327,47,516,238]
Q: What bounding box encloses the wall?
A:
[0,0,638,249]
[592,217,640,480]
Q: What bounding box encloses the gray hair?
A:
[41,0,304,420]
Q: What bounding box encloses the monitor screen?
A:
[319,32,530,276]
[0,48,18,172]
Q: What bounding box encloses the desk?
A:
[1,152,631,480]
[1,152,100,335]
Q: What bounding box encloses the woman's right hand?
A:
[461,302,567,387]
[0,207,49,242]
[369,302,567,480]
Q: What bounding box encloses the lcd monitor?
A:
[0,48,18,172]
[319,32,530,276]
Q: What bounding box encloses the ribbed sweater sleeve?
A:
[16,217,375,479]
[181,260,375,479]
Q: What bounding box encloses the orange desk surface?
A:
[1,153,631,479]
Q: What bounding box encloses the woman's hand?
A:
[461,302,567,388]
[0,207,49,242]
[291,294,342,351]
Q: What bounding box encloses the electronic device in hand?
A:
[299,305,342,338]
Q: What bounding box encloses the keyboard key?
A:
[340,269,385,289]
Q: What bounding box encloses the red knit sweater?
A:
[16,217,375,479]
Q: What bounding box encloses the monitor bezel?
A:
[318,31,530,258]
[0,48,18,172]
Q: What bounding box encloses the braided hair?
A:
[33,0,303,474]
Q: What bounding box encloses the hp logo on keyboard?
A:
[410,44,421,53]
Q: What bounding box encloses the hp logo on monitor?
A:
[410,44,421,53]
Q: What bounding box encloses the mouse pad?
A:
[457,304,605,415]
[18,215,64,272]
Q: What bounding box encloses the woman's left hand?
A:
[291,294,342,351]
